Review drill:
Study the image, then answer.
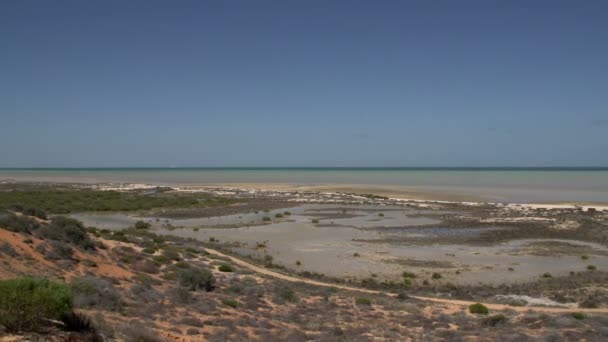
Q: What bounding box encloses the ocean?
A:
[1,167,607,204]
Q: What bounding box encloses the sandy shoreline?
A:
[87,181,608,211]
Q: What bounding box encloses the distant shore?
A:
[2,167,608,206]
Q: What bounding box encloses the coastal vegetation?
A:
[0,188,236,214]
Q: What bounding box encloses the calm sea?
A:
[1,167,607,203]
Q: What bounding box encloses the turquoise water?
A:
[1,167,607,203]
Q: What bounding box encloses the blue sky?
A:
[1,0,607,167]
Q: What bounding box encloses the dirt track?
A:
[203,247,608,314]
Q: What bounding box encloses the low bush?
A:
[262,216,271,222]
[275,213,284,218]
[162,248,181,261]
[134,220,151,230]
[275,285,297,303]
[355,297,372,306]
[572,312,586,320]
[402,271,416,278]
[0,210,39,234]
[123,323,164,342]
[542,272,552,278]
[178,268,215,291]
[7,204,48,219]
[469,303,489,314]
[222,298,240,308]
[169,287,194,305]
[482,314,506,326]
[70,276,123,311]
[175,261,191,269]
[133,259,160,274]
[36,216,95,250]
[312,219,319,224]
[431,272,442,279]
[46,241,74,260]
[0,277,72,332]
[587,265,597,271]
[0,242,18,257]
[218,264,234,272]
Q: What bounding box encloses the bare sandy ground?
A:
[196,183,608,211]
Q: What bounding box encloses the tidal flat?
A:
[67,186,608,309]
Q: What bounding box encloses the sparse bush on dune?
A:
[36,216,95,250]
[274,285,297,303]
[7,204,48,219]
[218,264,234,272]
[482,314,506,326]
[469,303,489,314]
[0,277,72,332]
[0,210,40,233]
[355,297,372,306]
[178,268,215,291]
[222,298,240,308]
[46,241,74,260]
[123,323,165,342]
[0,242,19,257]
[70,276,123,311]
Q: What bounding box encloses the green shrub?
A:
[0,277,72,332]
[262,216,271,222]
[378,213,384,217]
[581,255,589,260]
[283,211,291,216]
[162,248,181,261]
[355,297,372,306]
[7,205,48,220]
[37,216,95,250]
[222,298,240,308]
[431,272,442,279]
[175,261,191,269]
[469,303,489,314]
[178,268,215,291]
[134,220,151,230]
[218,264,234,272]
[587,265,597,271]
[353,252,360,257]
[542,272,552,278]
[0,189,234,214]
[142,247,157,254]
[572,312,586,320]
[275,285,297,303]
[274,213,284,218]
[295,260,302,266]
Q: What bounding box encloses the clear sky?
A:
[1,0,607,167]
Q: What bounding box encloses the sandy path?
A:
[203,247,608,314]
